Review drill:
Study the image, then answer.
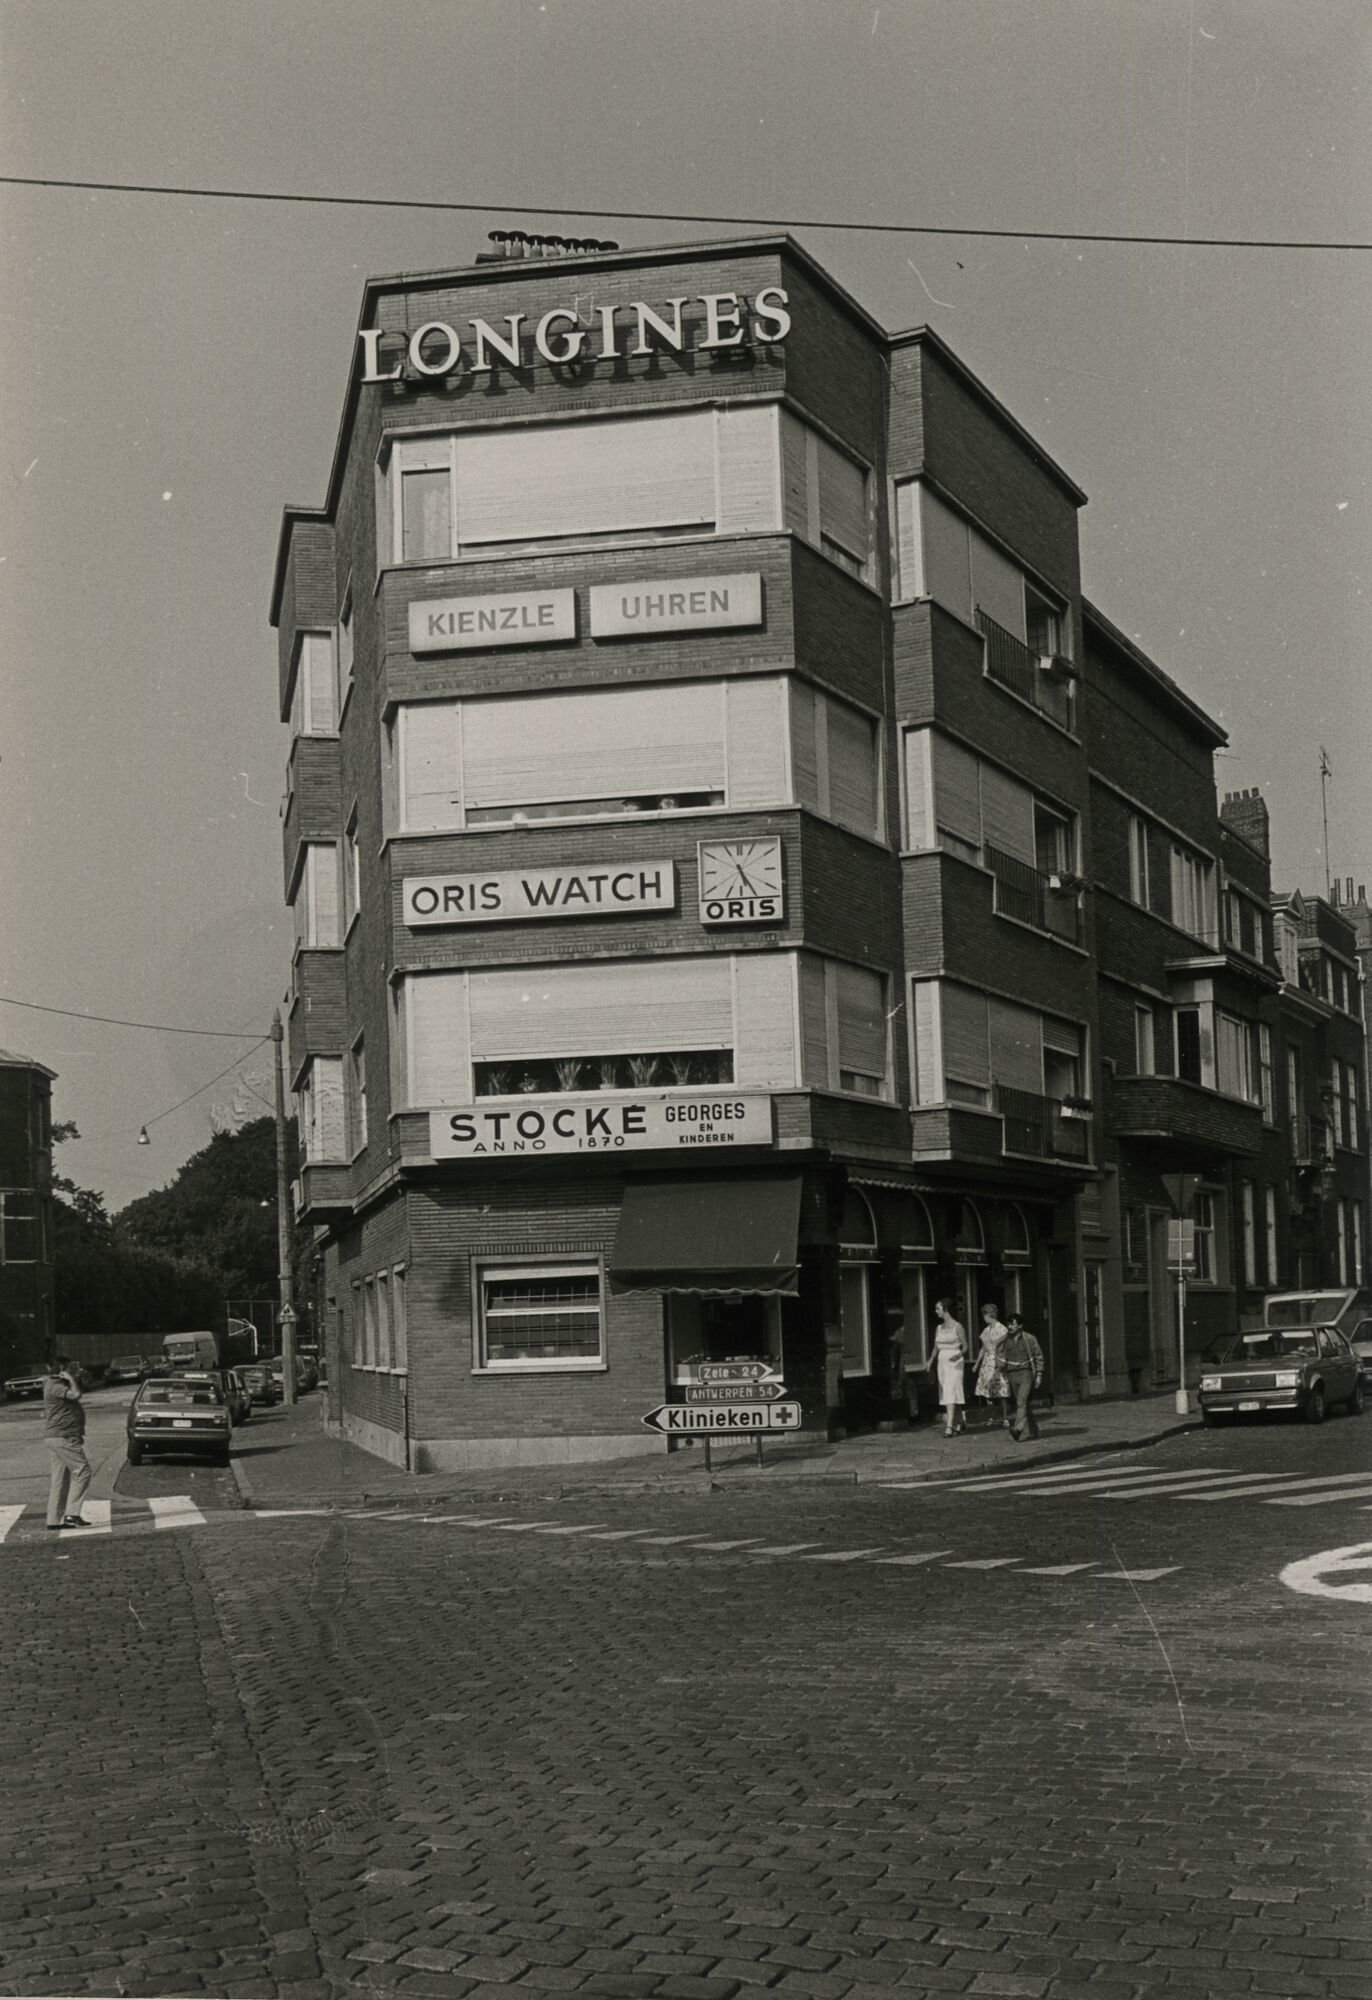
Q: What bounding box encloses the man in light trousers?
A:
[43,1357,92,1530]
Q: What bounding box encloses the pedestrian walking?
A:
[928,1298,969,1437]
[43,1357,92,1530]
[1002,1314,1046,1441]
[973,1303,1011,1428]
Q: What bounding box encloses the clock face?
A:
[698,839,784,924]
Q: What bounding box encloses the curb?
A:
[229,1455,256,1510]
[856,1416,1203,1486]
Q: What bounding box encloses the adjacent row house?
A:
[271,231,1367,1470]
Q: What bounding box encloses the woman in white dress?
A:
[974,1303,1011,1429]
[927,1297,969,1437]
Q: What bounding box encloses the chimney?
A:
[1220,787,1270,860]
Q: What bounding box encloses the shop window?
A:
[667,1294,781,1382]
[839,1266,872,1376]
[0,1190,36,1264]
[290,631,339,736]
[477,1264,604,1371]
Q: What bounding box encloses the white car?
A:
[3,1370,47,1401]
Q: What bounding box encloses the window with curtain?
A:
[478,1265,604,1370]
[1258,1024,1275,1120]
[1128,815,1151,907]
[1170,844,1216,942]
[1217,1014,1255,1102]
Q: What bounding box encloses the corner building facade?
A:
[272,233,1359,1470]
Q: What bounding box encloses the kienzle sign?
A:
[410,588,575,654]
[361,289,791,383]
[404,863,675,926]
[429,1091,774,1158]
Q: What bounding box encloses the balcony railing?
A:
[985,845,1083,945]
[996,1086,1091,1162]
[976,610,1075,728]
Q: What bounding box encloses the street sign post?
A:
[1167,1214,1197,1417]
[683,1380,787,1404]
[642,1402,802,1435]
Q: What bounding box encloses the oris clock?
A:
[697,838,785,925]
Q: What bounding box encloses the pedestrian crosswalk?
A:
[265,1506,1181,1584]
[882,1462,1372,1509]
[0,1496,207,1544]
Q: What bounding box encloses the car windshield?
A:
[1217,1332,1319,1362]
[140,1381,223,1406]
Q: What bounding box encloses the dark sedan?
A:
[126,1374,232,1465]
[1199,1326,1364,1425]
[239,1362,281,1407]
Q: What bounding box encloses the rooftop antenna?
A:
[1319,746,1333,896]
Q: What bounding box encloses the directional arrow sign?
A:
[686,1360,785,1386]
[684,1381,788,1405]
[642,1402,803,1435]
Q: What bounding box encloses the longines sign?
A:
[429,1091,774,1158]
[404,863,675,926]
[360,288,791,382]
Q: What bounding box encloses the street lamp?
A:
[271,1013,298,1408]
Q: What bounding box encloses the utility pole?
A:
[1319,747,1333,897]
[271,1011,298,1408]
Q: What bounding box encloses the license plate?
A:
[1237,1401,1260,1411]
[172,1418,193,1428]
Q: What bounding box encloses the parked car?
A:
[220,1369,251,1426]
[3,1369,47,1401]
[269,1356,314,1395]
[1199,1326,1365,1426]
[105,1353,149,1386]
[126,1373,232,1465]
[1347,1318,1372,1386]
[239,1362,281,1407]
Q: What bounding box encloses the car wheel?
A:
[126,1442,144,1466]
[1346,1378,1365,1417]
[1303,1384,1326,1425]
[1201,1407,1220,1427]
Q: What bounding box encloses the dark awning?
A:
[608,1176,802,1297]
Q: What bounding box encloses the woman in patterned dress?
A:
[973,1302,1011,1428]
[927,1298,969,1437]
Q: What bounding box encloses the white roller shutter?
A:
[904,729,933,848]
[455,411,715,546]
[989,998,1043,1092]
[302,633,337,733]
[463,683,724,810]
[779,411,811,540]
[911,981,941,1103]
[979,763,1036,864]
[716,405,780,533]
[789,681,822,815]
[399,703,460,831]
[406,973,471,1106]
[894,482,920,599]
[724,678,788,807]
[732,953,799,1087]
[970,529,1026,638]
[468,958,732,1061]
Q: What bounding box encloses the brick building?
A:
[0,1050,56,1382]
[271,231,1366,1469]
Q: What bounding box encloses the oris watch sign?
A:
[404,863,676,926]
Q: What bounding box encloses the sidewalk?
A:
[229,1387,1200,1512]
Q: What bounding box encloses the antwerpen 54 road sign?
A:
[641,1402,802,1435]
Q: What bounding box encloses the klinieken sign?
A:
[409,588,576,654]
[588,573,763,639]
[428,1091,773,1158]
[404,863,675,927]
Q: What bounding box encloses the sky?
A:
[2,0,1369,1210]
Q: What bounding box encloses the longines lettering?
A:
[360,288,792,382]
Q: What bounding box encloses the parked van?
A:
[161,1331,220,1370]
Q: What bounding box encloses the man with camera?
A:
[43,1357,92,1531]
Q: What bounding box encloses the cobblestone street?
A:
[3,1423,1370,2000]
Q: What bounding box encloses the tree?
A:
[116,1117,286,1300]
[52,1125,220,1337]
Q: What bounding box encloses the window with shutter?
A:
[463,682,725,820]
[979,764,1036,866]
[834,962,889,1097]
[405,973,471,1107]
[291,631,338,735]
[797,955,831,1088]
[459,412,715,549]
[823,697,881,838]
[301,1057,346,1161]
[917,486,973,624]
[724,679,788,807]
[894,482,920,600]
[732,954,800,1088]
[468,958,732,1063]
[970,530,1026,640]
[815,434,869,574]
[715,405,781,533]
[931,735,982,858]
[904,729,933,848]
[942,986,991,1102]
[911,981,941,1104]
[988,999,1043,1093]
[789,682,821,817]
[399,704,461,831]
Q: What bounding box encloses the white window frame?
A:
[363,1277,378,1368]
[1258,1023,1275,1122]
[343,814,361,934]
[391,1266,408,1373]
[1192,1189,1222,1286]
[1170,844,1216,943]
[375,1269,392,1371]
[1241,1181,1257,1287]
[350,1281,364,1368]
[348,1036,368,1157]
[337,585,354,710]
[1134,1004,1155,1077]
[475,1261,606,1374]
[290,629,340,737]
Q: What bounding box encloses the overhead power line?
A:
[0,994,264,1038]
[140,1037,274,1135]
[2,172,1366,254]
